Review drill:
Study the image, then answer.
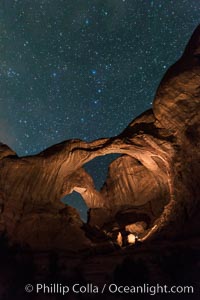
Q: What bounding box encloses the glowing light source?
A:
[127,234,136,244]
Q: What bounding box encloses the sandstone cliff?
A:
[0,26,199,252]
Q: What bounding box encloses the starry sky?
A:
[0,0,199,219]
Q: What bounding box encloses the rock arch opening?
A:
[84,151,171,243]
[59,144,171,244]
[61,191,88,221]
[84,153,121,191]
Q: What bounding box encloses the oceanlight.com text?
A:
[25,282,195,296]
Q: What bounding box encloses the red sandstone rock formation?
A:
[0,26,199,251]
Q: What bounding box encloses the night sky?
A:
[0,0,199,219]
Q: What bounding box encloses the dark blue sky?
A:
[0,0,199,219]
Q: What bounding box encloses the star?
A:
[91,69,97,75]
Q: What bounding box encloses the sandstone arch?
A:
[0,25,199,250]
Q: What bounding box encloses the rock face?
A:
[0,26,200,251]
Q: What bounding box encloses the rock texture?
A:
[0,26,200,252]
